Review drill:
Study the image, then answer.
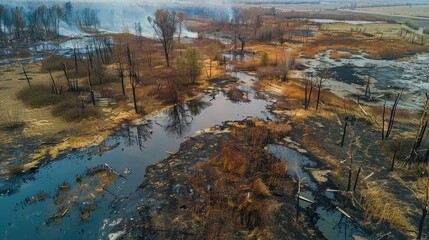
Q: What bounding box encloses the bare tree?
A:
[315,66,331,111]
[148,9,178,67]
[116,45,126,98]
[417,172,429,240]
[134,21,143,47]
[206,42,221,78]
[177,11,185,45]
[277,53,294,81]
[126,45,140,113]
[304,72,314,110]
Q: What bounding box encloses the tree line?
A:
[0,2,99,46]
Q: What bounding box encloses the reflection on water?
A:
[0,71,272,239]
[163,98,212,138]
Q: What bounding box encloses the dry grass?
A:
[185,120,295,238]
[253,178,272,197]
[330,50,352,60]
[360,185,413,232]
[301,31,429,59]
[220,141,248,176]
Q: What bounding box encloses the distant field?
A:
[317,21,429,45]
[354,5,429,18]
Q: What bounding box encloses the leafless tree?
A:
[177,11,185,45]
[304,72,314,110]
[277,53,294,81]
[126,45,140,113]
[148,9,178,67]
[206,42,221,78]
[315,66,331,111]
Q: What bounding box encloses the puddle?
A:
[268,144,317,190]
[223,52,254,62]
[316,206,366,240]
[268,144,366,239]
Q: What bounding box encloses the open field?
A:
[353,5,429,19]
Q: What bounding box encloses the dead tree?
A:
[127,45,140,113]
[316,66,330,111]
[382,101,386,141]
[19,62,32,88]
[237,34,246,53]
[353,151,367,192]
[304,73,314,110]
[48,70,61,95]
[147,9,178,67]
[405,94,429,165]
[78,49,95,106]
[391,142,399,171]
[341,116,349,147]
[116,53,126,98]
[364,76,371,98]
[296,175,301,221]
[385,92,401,139]
[417,174,429,240]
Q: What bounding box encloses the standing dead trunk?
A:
[209,58,212,78]
[296,176,301,221]
[385,92,401,139]
[60,63,71,90]
[49,70,58,95]
[90,89,95,106]
[391,143,399,171]
[316,79,322,111]
[382,101,386,141]
[21,64,31,88]
[417,206,427,240]
[353,166,362,191]
[347,156,354,192]
[132,85,138,113]
[341,118,348,147]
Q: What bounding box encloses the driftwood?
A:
[335,206,352,220]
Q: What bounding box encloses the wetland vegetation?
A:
[1,0,429,239]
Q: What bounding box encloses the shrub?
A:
[16,84,61,107]
[404,21,419,31]
[176,48,202,84]
[260,52,269,67]
[252,178,271,197]
[221,141,248,176]
[276,53,295,81]
[51,100,99,122]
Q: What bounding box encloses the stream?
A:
[1,51,367,239]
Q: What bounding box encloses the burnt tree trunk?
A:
[48,70,58,95]
[316,80,322,111]
[132,85,138,113]
[417,206,427,240]
[353,166,362,191]
[391,143,399,171]
[341,118,348,147]
[21,65,31,88]
[382,101,386,141]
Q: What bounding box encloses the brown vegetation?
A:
[183,121,314,239]
[301,31,429,60]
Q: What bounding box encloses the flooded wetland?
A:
[1,0,429,239]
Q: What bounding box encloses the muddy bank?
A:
[109,121,326,239]
[107,105,376,240]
